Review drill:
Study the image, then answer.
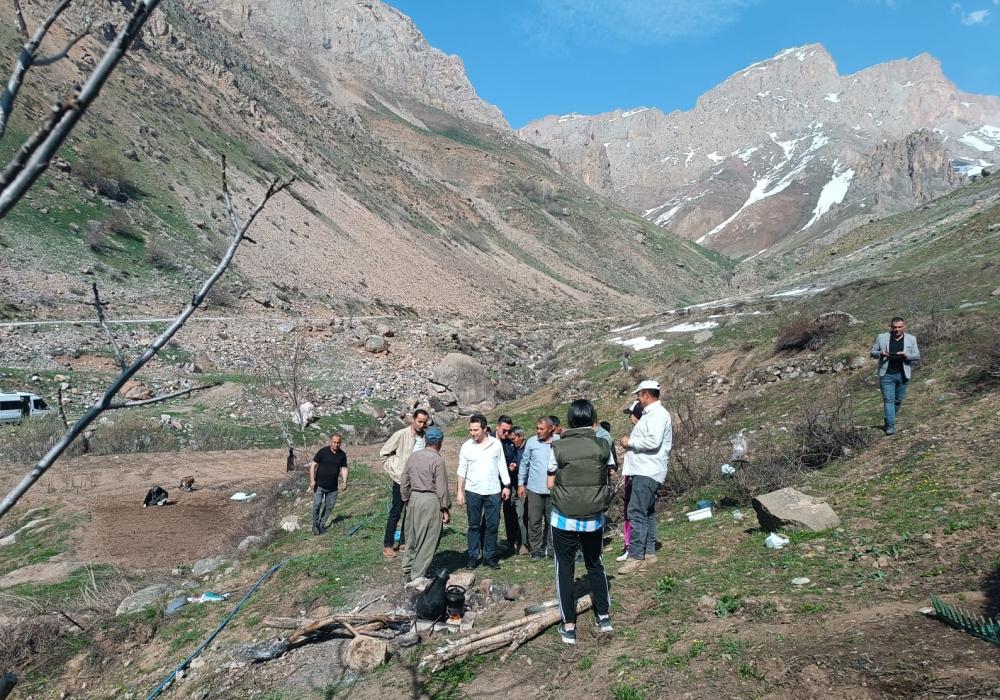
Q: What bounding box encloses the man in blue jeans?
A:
[869,317,921,436]
[457,414,511,570]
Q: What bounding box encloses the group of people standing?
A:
[373,379,673,643]
[303,316,918,644]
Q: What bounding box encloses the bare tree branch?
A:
[0,0,163,217]
[105,382,220,410]
[0,0,74,141]
[11,0,29,40]
[56,383,88,453]
[0,165,293,520]
[91,282,127,371]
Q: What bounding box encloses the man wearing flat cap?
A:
[400,426,451,582]
[617,380,672,575]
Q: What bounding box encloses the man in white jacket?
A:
[457,414,511,570]
[617,380,672,575]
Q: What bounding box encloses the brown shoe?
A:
[383,547,396,558]
[617,558,645,575]
[396,544,406,552]
[644,554,658,565]
[518,545,530,556]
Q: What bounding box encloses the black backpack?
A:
[143,485,169,507]
[414,568,449,621]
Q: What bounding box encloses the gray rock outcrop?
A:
[430,353,496,413]
[752,487,841,533]
[116,583,178,616]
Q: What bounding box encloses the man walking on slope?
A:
[519,416,559,560]
[618,380,672,575]
[400,427,451,582]
[869,317,921,436]
[379,409,429,558]
[457,414,511,570]
[308,434,349,535]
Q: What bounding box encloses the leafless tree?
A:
[0,1,294,520]
[253,330,314,463]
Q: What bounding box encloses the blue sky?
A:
[385,0,1000,128]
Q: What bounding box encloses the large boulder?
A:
[430,353,495,413]
[116,583,178,616]
[364,335,389,353]
[752,487,841,533]
[344,635,388,672]
[192,557,226,577]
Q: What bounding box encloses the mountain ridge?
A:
[518,43,1000,257]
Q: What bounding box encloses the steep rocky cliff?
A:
[519,44,1000,257]
[0,0,723,324]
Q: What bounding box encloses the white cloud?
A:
[952,3,992,24]
[524,0,759,49]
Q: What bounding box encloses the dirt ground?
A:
[1,448,292,570]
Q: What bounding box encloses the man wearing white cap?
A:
[617,380,672,575]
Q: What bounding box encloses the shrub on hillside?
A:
[76,143,137,202]
[775,314,849,353]
[187,418,248,451]
[88,415,176,455]
[910,310,964,353]
[792,393,870,469]
[85,219,111,252]
[205,285,238,308]
[660,391,723,499]
[964,319,1000,392]
[0,415,81,466]
[145,238,177,270]
[724,390,868,504]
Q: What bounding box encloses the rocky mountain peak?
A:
[519,43,1000,256]
[213,0,509,131]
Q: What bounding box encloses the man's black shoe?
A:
[530,552,543,561]
[487,560,501,570]
[467,560,481,570]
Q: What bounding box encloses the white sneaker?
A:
[615,550,629,562]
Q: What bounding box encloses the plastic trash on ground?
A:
[686,506,713,522]
[730,430,749,462]
[230,492,257,501]
[188,591,230,604]
[721,463,737,476]
[764,532,790,549]
[731,509,745,522]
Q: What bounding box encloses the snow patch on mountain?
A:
[802,160,855,230]
[621,107,650,118]
[824,92,841,103]
[697,126,831,244]
[959,133,995,152]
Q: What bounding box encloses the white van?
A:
[0,391,51,424]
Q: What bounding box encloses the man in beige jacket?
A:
[379,409,429,558]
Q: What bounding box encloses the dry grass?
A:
[88,415,177,455]
[0,415,83,466]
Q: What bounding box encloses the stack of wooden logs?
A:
[419,596,592,671]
